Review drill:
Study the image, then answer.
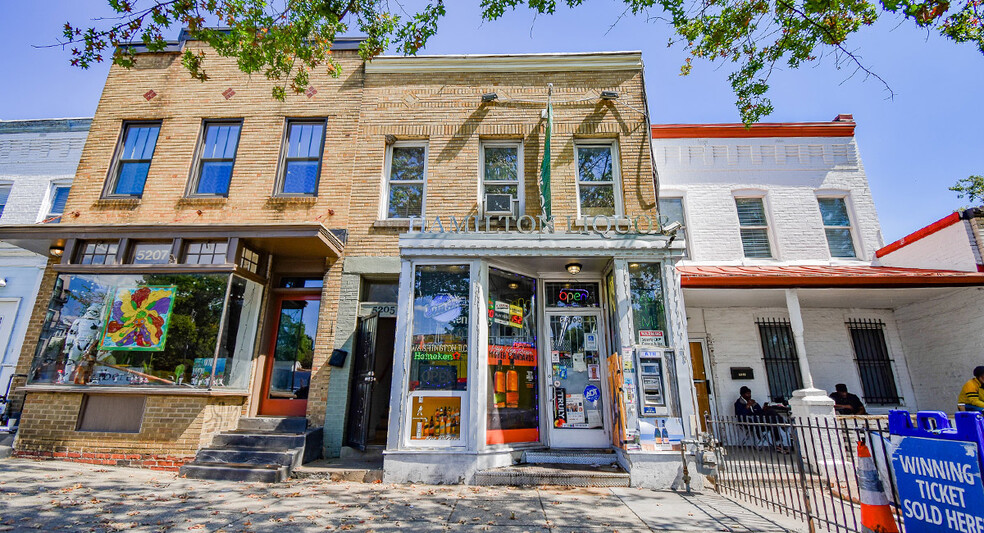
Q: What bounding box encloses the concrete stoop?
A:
[291,445,385,483]
[0,433,14,459]
[474,448,629,487]
[180,417,321,483]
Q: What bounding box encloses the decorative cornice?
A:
[365,52,643,73]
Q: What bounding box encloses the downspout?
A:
[638,59,659,207]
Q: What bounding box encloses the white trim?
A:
[382,141,429,220]
[365,52,643,73]
[574,140,624,219]
[478,141,524,218]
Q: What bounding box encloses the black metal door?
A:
[345,313,378,451]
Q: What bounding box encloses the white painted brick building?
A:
[0,118,90,401]
[652,117,984,421]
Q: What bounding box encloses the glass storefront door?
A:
[545,311,609,447]
[258,295,320,416]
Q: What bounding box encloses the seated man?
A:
[734,386,765,418]
[830,384,867,415]
[957,366,984,412]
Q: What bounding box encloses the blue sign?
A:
[583,385,600,403]
[892,436,984,532]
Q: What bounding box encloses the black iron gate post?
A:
[790,416,817,533]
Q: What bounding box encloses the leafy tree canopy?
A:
[951,175,984,206]
[60,0,983,123]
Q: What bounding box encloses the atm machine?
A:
[636,349,668,416]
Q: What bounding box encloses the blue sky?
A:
[1,1,980,243]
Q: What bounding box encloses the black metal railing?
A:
[706,414,904,533]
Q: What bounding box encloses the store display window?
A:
[628,263,667,347]
[27,273,262,389]
[408,264,470,392]
[486,268,538,445]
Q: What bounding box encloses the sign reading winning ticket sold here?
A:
[891,436,984,532]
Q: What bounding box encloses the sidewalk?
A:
[0,458,806,532]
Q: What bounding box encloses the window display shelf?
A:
[21,384,249,396]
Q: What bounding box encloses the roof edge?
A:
[651,116,855,139]
[365,51,643,73]
[0,118,92,134]
[875,212,962,258]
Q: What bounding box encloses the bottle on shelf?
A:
[506,357,519,408]
[494,360,507,408]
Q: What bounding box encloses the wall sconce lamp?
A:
[0,278,6,288]
[600,91,619,100]
[481,92,498,103]
[565,262,582,276]
[49,245,64,257]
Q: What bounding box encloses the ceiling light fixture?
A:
[565,262,582,276]
[507,282,519,290]
[49,245,64,257]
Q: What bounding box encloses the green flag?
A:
[538,100,552,220]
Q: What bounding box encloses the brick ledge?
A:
[20,384,249,397]
[14,450,189,472]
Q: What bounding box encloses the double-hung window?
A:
[481,142,523,216]
[46,184,71,222]
[276,119,326,196]
[575,141,621,217]
[106,122,161,197]
[384,142,427,219]
[0,184,11,219]
[190,120,242,196]
[735,197,772,258]
[818,197,857,258]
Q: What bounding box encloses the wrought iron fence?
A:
[705,414,903,533]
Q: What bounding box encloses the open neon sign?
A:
[557,288,590,304]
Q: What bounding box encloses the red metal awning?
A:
[678,265,984,289]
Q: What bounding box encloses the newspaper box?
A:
[888,410,984,532]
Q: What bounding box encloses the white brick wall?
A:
[655,136,883,263]
[687,305,917,417]
[0,118,90,393]
[876,218,980,272]
[893,286,984,412]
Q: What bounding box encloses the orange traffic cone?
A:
[857,441,899,533]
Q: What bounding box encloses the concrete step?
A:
[237,417,307,433]
[211,432,307,451]
[0,432,13,459]
[523,449,618,466]
[340,445,385,462]
[473,463,630,487]
[195,447,301,468]
[179,462,289,483]
[292,459,384,483]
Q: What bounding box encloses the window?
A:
[847,319,901,405]
[279,276,324,289]
[819,197,857,258]
[75,241,119,265]
[408,264,470,392]
[28,273,262,390]
[190,121,242,196]
[658,197,687,255]
[629,263,667,346]
[76,395,145,433]
[183,240,228,265]
[757,318,803,402]
[544,282,600,308]
[128,241,173,265]
[481,142,522,216]
[45,184,71,223]
[575,142,621,217]
[735,197,772,258]
[362,280,399,302]
[0,184,11,219]
[239,246,262,274]
[487,268,538,445]
[276,119,325,196]
[107,122,161,197]
[385,143,427,219]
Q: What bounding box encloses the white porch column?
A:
[784,288,835,416]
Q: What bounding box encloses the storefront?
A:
[0,223,342,467]
[382,222,698,486]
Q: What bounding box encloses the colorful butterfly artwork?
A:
[99,286,176,351]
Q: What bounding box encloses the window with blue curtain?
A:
[278,120,325,195]
[46,185,71,222]
[193,121,242,196]
[818,197,857,258]
[111,123,161,196]
[0,185,11,219]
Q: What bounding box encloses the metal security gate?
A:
[706,414,905,533]
[757,318,803,402]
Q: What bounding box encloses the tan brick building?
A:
[1,35,692,485]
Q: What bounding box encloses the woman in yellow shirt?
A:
[958,366,984,412]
